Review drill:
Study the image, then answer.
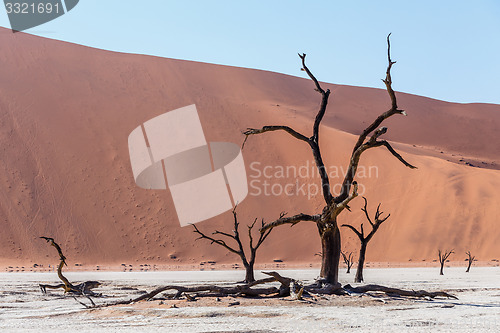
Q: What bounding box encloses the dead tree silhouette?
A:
[243,34,415,287]
[341,251,354,273]
[465,251,476,272]
[342,197,390,282]
[438,249,454,275]
[192,207,280,283]
[39,237,100,296]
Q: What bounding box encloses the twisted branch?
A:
[260,212,321,233]
[39,237,100,296]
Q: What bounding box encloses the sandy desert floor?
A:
[0,267,499,332]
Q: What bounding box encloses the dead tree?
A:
[39,236,101,295]
[342,197,390,282]
[465,251,476,272]
[438,249,454,275]
[192,207,280,283]
[243,34,415,286]
[341,250,354,273]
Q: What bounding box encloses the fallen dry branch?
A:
[72,295,96,309]
[99,271,295,307]
[90,272,457,309]
[343,284,458,300]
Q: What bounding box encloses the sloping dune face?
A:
[0,28,499,267]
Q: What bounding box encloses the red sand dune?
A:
[0,28,499,268]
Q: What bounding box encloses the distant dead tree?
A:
[39,237,100,296]
[342,197,390,282]
[340,250,354,273]
[243,34,415,287]
[192,207,281,283]
[465,251,476,272]
[438,249,454,275]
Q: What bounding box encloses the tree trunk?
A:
[355,242,367,283]
[346,265,351,274]
[440,262,445,275]
[319,223,341,285]
[466,260,472,273]
[244,262,255,283]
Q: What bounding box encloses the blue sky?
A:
[1,0,499,104]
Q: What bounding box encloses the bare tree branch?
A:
[383,33,398,111]
[260,212,321,233]
[40,237,67,266]
[336,34,414,203]
[299,53,333,203]
[334,182,359,213]
[192,224,240,255]
[298,53,331,143]
[212,230,236,239]
[247,218,258,251]
[341,224,363,239]
[299,53,325,94]
[361,197,374,227]
[377,141,417,169]
[465,251,476,261]
[439,249,454,262]
[337,132,415,204]
[230,207,246,257]
[243,126,310,144]
[255,218,274,249]
[351,34,406,155]
[346,199,390,243]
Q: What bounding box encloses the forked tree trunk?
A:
[244,261,255,283]
[438,249,453,276]
[465,251,475,273]
[355,242,367,283]
[193,207,275,284]
[466,260,472,273]
[319,222,341,285]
